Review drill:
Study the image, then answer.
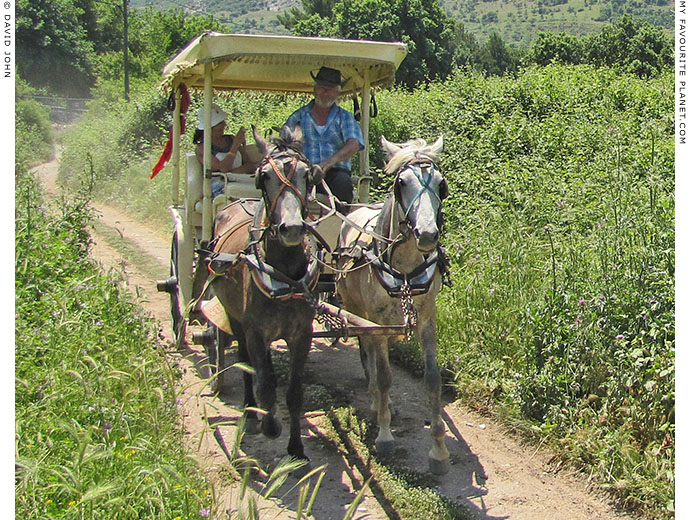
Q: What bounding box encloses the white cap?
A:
[197,103,228,130]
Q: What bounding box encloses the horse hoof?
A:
[428,457,451,475]
[291,459,312,479]
[261,417,282,439]
[244,417,262,435]
[376,440,395,456]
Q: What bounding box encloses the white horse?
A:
[335,135,450,475]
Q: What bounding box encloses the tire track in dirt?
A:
[35,153,635,520]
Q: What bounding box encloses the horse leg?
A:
[419,318,450,475]
[285,329,312,476]
[232,318,261,435]
[244,329,281,440]
[358,338,370,384]
[361,336,394,455]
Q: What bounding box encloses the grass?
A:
[321,407,472,520]
[15,170,215,518]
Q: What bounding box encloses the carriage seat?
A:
[185,148,263,227]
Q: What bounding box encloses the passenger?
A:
[194,103,258,198]
[284,66,364,213]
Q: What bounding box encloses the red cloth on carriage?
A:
[151,84,191,179]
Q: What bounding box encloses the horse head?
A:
[253,125,323,247]
[381,135,447,253]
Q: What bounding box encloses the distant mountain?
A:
[131,0,673,45]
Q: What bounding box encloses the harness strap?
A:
[400,161,442,220]
[266,156,307,217]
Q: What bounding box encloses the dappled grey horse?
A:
[335,135,451,475]
[202,125,324,471]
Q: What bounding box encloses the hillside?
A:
[130,0,672,45]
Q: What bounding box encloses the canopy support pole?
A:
[359,69,371,177]
[202,63,213,242]
[171,81,182,206]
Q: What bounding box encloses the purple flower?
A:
[199,508,210,517]
[579,299,586,307]
[615,334,624,340]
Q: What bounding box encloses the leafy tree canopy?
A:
[17,2,224,97]
[17,0,97,96]
[281,0,457,89]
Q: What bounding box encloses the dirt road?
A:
[34,154,634,520]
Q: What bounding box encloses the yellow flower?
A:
[45,499,53,504]
[68,501,76,507]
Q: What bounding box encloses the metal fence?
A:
[19,95,91,123]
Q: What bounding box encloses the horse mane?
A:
[268,129,305,157]
[383,138,440,175]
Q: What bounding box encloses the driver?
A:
[284,67,364,213]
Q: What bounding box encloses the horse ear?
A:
[292,123,304,143]
[380,135,402,160]
[253,125,269,155]
[429,135,444,159]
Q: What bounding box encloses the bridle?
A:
[393,157,447,234]
[256,150,312,228]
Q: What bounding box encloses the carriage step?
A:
[157,277,178,293]
[192,328,216,347]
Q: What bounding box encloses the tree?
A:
[476,31,519,76]
[529,31,583,66]
[16,0,97,96]
[282,0,457,89]
[584,15,673,76]
[277,0,337,31]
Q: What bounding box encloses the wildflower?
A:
[45,499,53,504]
[68,501,77,507]
[489,288,495,294]
[103,422,113,435]
[578,299,586,307]
[200,508,211,517]
[616,334,624,340]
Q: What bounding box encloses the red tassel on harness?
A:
[151,84,191,179]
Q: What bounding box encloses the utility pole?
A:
[123,0,130,101]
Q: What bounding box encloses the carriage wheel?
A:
[169,230,187,349]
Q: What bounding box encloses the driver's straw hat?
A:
[197,103,228,130]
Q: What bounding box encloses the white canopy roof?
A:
[161,32,408,95]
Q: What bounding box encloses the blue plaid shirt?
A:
[285,101,364,172]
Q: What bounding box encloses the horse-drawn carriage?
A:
[155,32,451,475]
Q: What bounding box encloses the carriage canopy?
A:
[161,32,408,95]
